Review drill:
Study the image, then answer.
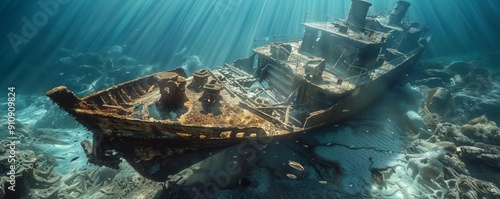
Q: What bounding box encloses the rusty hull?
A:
[46,68,296,179]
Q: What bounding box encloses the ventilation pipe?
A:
[346,0,372,28]
[388,1,411,26]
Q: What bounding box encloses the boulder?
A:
[425,87,452,114]
[458,146,500,169]
[451,74,464,87]
[406,111,426,133]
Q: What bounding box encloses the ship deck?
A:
[254,41,357,94]
[72,72,293,138]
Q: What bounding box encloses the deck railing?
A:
[304,12,385,31]
[251,11,423,92]
[343,47,422,86]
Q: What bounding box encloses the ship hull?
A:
[46,0,429,181]
[94,48,425,181]
[300,48,425,129]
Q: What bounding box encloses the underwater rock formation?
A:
[429,115,500,168]
[412,114,500,198]
[404,148,500,199]
[417,58,500,126]
[417,60,500,172]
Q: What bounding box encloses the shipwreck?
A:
[47,0,429,181]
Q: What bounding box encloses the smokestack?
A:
[346,0,372,28]
[388,1,411,25]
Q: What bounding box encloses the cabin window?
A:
[220,131,231,138]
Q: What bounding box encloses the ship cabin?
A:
[232,0,427,128]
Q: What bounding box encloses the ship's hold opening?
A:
[233,53,257,75]
[73,74,163,117]
[147,104,162,120]
[132,104,144,119]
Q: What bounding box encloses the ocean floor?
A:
[1,48,500,198]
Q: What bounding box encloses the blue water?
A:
[1,0,499,94]
[1,1,500,198]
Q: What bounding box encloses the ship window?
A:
[220,131,231,138]
[236,132,245,138]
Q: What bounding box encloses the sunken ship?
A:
[47,0,429,181]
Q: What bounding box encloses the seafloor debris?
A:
[402,148,500,198]
[286,174,298,179]
[288,160,305,171]
[370,168,393,188]
[428,116,500,168]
